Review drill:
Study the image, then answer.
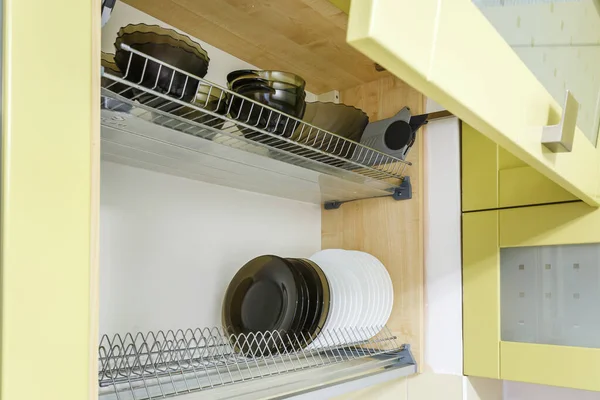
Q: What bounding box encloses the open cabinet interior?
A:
[97,1,424,398]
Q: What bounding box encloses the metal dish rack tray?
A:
[100,45,411,203]
[98,325,415,400]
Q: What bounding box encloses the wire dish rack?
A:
[100,45,411,204]
[98,325,413,400]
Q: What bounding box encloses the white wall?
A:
[423,100,463,375]
[100,161,321,335]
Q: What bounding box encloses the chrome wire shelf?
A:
[98,325,412,400]
[100,45,410,202]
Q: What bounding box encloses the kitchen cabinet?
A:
[463,201,600,391]
[346,0,600,205]
[1,0,99,399]
[1,1,425,399]
[462,122,577,211]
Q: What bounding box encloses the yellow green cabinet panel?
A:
[1,0,99,399]
[462,123,577,211]
[462,211,500,378]
[348,0,600,205]
[463,202,600,390]
[498,166,578,208]
[462,123,498,211]
[501,342,600,392]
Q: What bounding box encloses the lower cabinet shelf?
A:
[98,325,415,400]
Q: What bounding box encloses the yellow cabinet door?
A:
[346,0,600,206]
[462,122,577,211]
[464,201,600,391]
[1,0,100,399]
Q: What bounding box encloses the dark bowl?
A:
[290,102,369,160]
[229,85,305,138]
[152,85,228,135]
[226,69,257,83]
[227,70,306,90]
[297,102,368,142]
[175,85,228,129]
[230,76,304,95]
[114,27,209,104]
[232,85,305,119]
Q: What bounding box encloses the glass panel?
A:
[474,0,600,146]
[501,243,600,348]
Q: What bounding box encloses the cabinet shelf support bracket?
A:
[323,177,412,210]
[393,176,412,200]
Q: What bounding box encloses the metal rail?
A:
[101,45,410,196]
[98,325,412,399]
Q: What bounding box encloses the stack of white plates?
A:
[308,249,393,347]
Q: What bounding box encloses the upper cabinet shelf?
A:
[100,45,411,204]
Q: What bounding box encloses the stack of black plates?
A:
[226,70,306,137]
[113,24,210,105]
[222,255,329,356]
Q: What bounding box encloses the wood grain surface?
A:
[121,0,389,94]
[322,76,425,368]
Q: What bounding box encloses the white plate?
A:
[351,251,380,340]
[330,250,361,331]
[344,250,376,341]
[365,251,389,330]
[361,252,393,327]
[309,250,392,346]
[309,250,348,346]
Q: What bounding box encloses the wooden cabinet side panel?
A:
[322,76,424,367]
[463,210,500,378]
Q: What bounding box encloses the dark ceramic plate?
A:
[116,24,209,61]
[284,259,310,351]
[114,42,208,104]
[222,255,302,355]
[114,26,209,104]
[291,259,330,349]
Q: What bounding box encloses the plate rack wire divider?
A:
[101,44,411,200]
[98,325,411,399]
